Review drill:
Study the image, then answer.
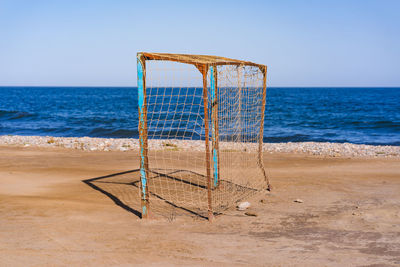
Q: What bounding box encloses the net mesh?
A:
[141,56,268,218]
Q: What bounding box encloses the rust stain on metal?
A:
[258,65,271,191]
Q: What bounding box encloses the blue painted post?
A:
[137,54,149,218]
[210,66,219,188]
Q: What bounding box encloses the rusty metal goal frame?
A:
[137,52,270,221]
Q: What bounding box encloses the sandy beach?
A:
[2,0,400,265]
[1,139,399,266]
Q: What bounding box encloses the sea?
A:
[0,87,399,146]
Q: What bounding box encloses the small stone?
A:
[260,199,267,204]
[237,202,251,211]
[244,211,257,217]
[294,199,303,203]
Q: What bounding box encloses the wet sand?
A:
[0,146,399,266]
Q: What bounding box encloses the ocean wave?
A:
[0,110,35,120]
[89,127,139,138]
[350,120,400,129]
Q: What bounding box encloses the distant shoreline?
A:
[1,86,400,88]
[1,135,399,158]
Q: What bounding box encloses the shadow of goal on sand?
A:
[82,169,211,220]
[83,168,259,220]
[82,170,142,218]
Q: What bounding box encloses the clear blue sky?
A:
[0,0,399,87]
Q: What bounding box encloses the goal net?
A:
[137,53,270,220]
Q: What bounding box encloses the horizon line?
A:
[1,85,400,88]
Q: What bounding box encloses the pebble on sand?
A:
[0,136,399,158]
[237,202,251,211]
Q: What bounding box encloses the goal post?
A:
[201,65,213,221]
[210,65,220,189]
[137,54,149,218]
[136,52,270,221]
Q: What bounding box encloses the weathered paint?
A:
[142,205,147,215]
[210,66,218,187]
[137,57,147,200]
[202,68,213,221]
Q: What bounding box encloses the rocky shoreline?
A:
[0,135,399,158]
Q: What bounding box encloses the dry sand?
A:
[0,145,399,266]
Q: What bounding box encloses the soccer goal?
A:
[137,52,270,220]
